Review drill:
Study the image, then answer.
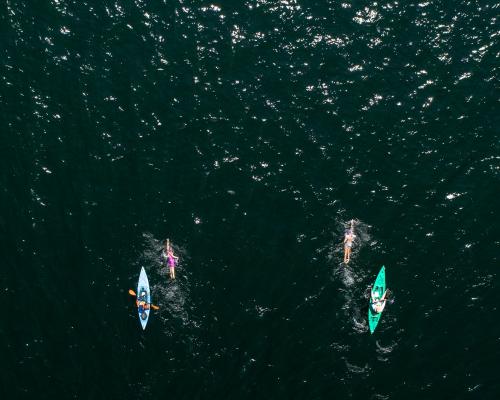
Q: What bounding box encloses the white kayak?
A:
[136,267,151,330]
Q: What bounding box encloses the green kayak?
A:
[368,266,386,334]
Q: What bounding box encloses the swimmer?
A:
[343,220,356,263]
[163,239,179,279]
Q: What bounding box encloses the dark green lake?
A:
[1,0,498,398]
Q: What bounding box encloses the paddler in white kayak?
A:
[371,289,388,313]
[343,220,356,263]
[136,290,150,320]
[163,239,179,279]
[128,288,159,313]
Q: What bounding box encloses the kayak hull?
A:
[368,266,386,334]
[137,267,151,330]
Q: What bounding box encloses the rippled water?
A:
[1,0,498,398]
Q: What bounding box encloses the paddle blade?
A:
[151,304,160,310]
[128,289,136,296]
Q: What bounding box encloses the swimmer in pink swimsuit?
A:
[163,239,179,279]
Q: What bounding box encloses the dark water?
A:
[1,0,499,398]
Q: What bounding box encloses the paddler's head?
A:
[141,311,147,320]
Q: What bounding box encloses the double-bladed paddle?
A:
[128,289,160,310]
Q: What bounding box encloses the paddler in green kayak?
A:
[343,220,356,263]
[371,289,388,313]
